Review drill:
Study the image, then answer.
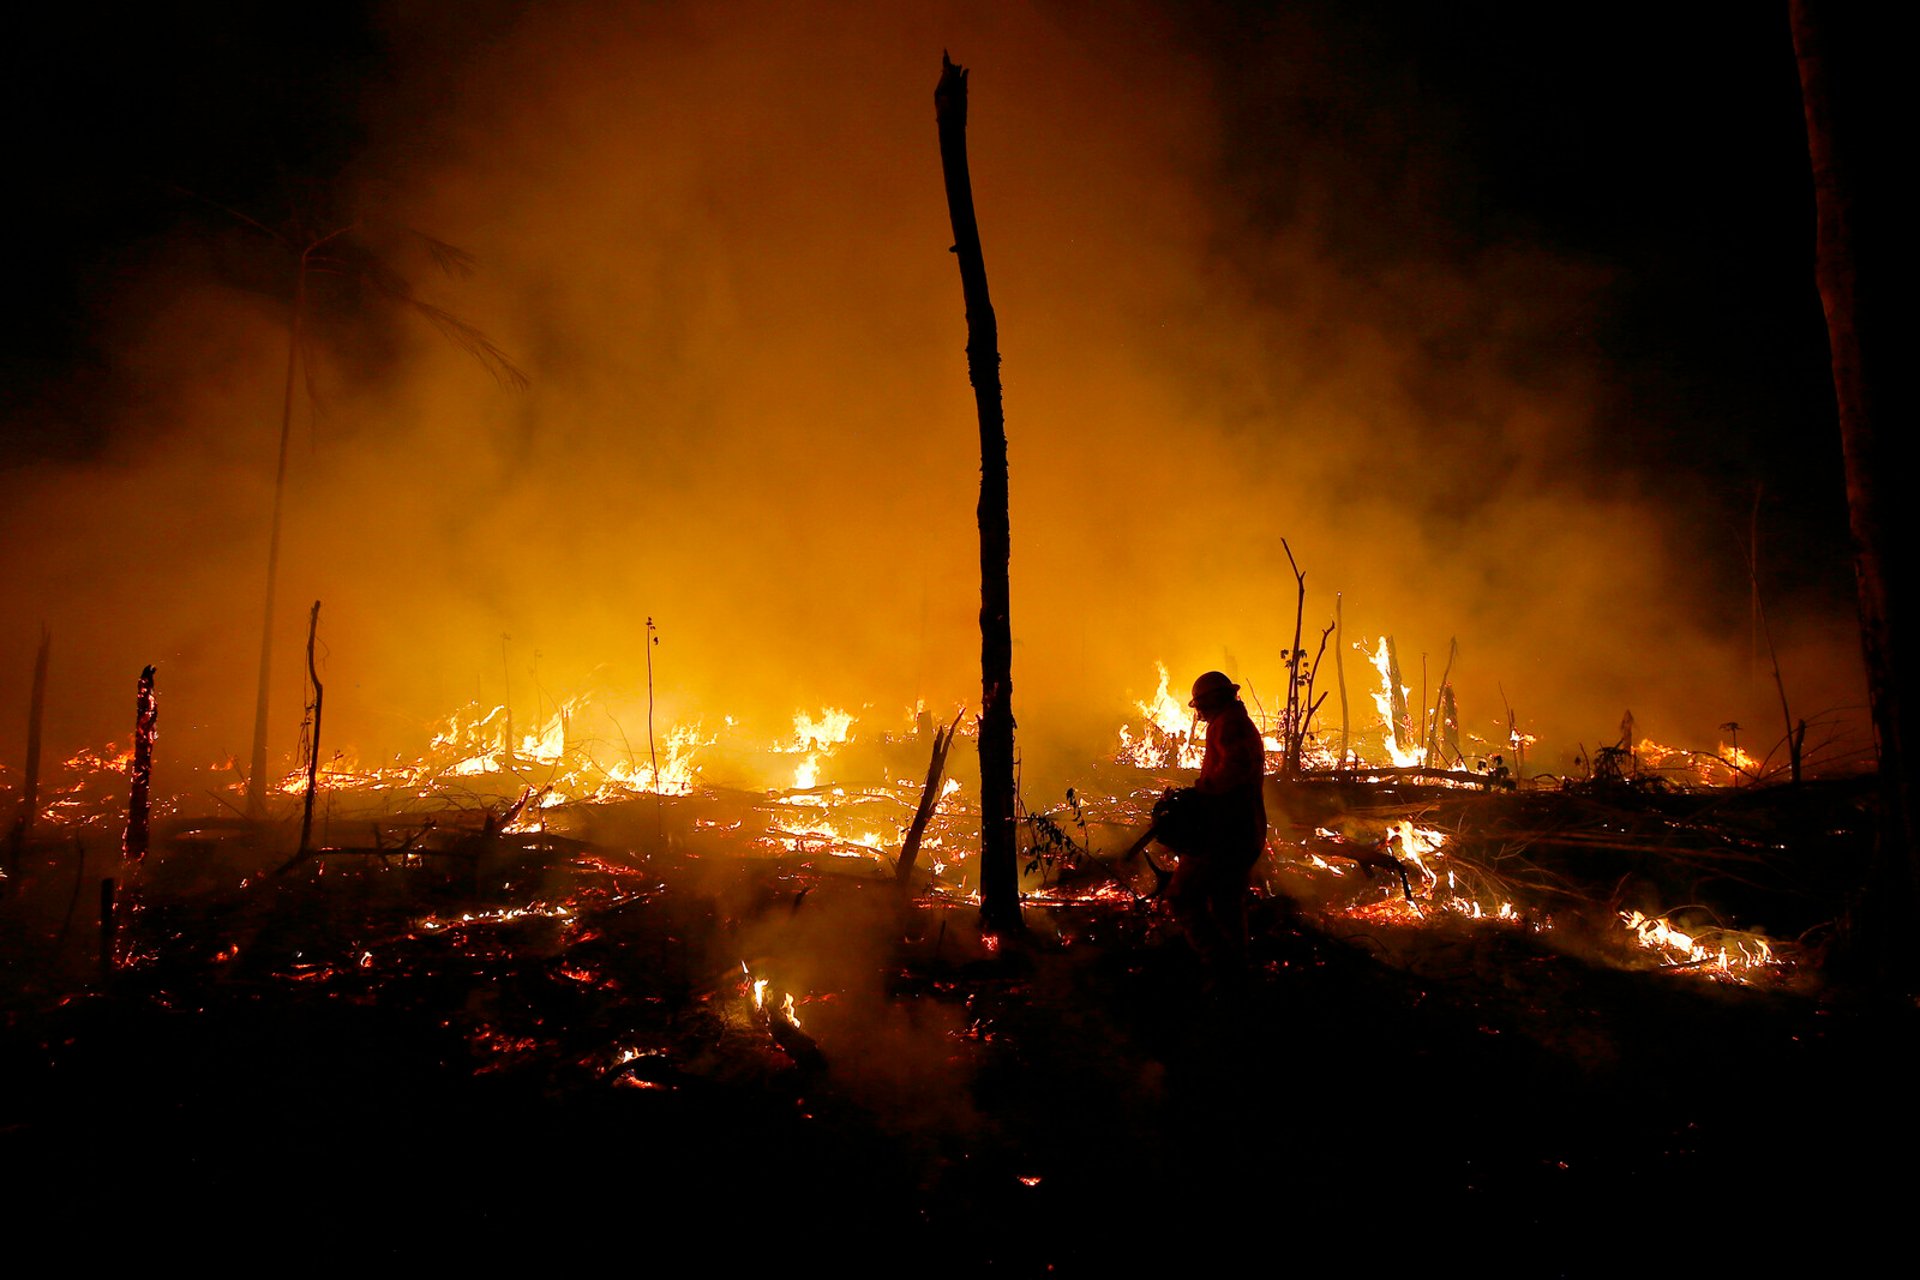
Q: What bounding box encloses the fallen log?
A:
[768,1005,825,1073]
[1291,767,1516,790]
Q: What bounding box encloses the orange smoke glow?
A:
[0,1,1869,799]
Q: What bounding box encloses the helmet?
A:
[1188,670,1239,708]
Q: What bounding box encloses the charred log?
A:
[768,1006,826,1074]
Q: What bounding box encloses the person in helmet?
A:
[1169,670,1268,971]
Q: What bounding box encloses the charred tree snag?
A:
[299,602,325,856]
[1282,540,1307,776]
[123,666,157,862]
[897,720,958,887]
[1426,639,1459,768]
[7,625,50,876]
[646,617,663,838]
[247,237,323,819]
[1336,593,1350,767]
[936,54,1020,934]
[1746,491,1802,784]
[1793,3,1912,948]
[20,626,50,831]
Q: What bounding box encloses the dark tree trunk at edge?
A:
[1791,1,1917,957]
[936,54,1020,934]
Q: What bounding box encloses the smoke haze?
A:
[0,1,1865,793]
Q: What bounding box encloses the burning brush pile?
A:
[3,655,1863,994]
[1099,657,1844,986]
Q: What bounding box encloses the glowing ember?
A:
[415,902,575,932]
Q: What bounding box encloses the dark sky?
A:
[5,3,381,443]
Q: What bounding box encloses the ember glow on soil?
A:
[25,690,1794,985]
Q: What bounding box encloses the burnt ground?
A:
[2,793,1916,1273]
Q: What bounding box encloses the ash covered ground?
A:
[3,753,1914,1271]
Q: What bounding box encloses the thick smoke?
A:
[0,1,1866,793]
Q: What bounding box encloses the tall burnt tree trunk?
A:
[10,626,50,865]
[936,54,1020,934]
[123,666,157,862]
[247,255,309,819]
[1791,2,1916,943]
[299,601,324,856]
[1281,540,1307,776]
[1335,593,1350,767]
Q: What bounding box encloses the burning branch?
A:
[1276,542,1335,772]
[1282,540,1307,774]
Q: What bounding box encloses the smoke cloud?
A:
[0,1,1866,794]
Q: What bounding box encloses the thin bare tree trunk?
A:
[1282,540,1306,776]
[936,54,1019,934]
[1426,639,1458,766]
[1335,593,1349,767]
[299,601,324,855]
[247,258,308,818]
[897,721,958,887]
[10,626,50,865]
